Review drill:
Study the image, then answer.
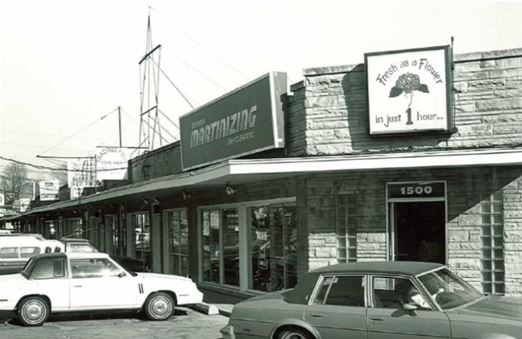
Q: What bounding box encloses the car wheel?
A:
[144,292,175,320]
[17,296,50,327]
[276,327,314,339]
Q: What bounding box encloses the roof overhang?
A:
[8,147,522,218]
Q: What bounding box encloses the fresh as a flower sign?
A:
[365,46,452,135]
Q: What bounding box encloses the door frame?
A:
[385,181,447,265]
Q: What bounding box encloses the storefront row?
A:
[19,165,521,297]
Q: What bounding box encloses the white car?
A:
[0,252,203,326]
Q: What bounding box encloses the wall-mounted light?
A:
[225,183,238,196]
[182,189,192,200]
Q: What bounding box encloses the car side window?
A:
[30,257,65,279]
[70,258,121,278]
[372,276,431,310]
[0,247,19,259]
[313,275,365,307]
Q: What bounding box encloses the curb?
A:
[217,307,231,317]
[188,302,219,315]
[188,303,233,317]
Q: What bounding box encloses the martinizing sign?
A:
[180,72,287,170]
[365,46,452,135]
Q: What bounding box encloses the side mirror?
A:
[117,271,127,278]
[402,303,418,314]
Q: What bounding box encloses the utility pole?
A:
[118,106,122,148]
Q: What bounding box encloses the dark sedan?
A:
[221,261,522,339]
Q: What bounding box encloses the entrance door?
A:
[393,202,445,264]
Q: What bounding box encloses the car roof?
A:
[310,261,444,276]
[32,252,110,260]
[60,237,90,243]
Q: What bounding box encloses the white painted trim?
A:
[14,148,522,216]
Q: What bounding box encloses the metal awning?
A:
[7,147,522,219]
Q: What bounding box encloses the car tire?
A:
[144,292,175,320]
[276,327,314,339]
[17,296,50,327]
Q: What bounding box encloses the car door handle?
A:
[74,285,83,288]
[370,317,383,321]
[310,314,323,318]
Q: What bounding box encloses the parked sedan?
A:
[0,252,203,326]
[221,261,522,339]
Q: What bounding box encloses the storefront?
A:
[5,46,522,297]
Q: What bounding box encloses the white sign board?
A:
[365,46,451,135]
[68,159,96,199]
[19,198,30,212]
[96,147,129,181]
[39,180,60,201]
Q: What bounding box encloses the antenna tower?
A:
[138,12,166,154]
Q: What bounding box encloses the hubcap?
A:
[24,301,45,323]
[281,332,306,339]
[151,297,171,317]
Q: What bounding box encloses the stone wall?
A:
[303,166,522,294]
[294,48,522,156]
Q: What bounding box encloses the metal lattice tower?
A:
[138,14,164,154]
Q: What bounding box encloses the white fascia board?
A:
[20,148,522,216]
[227,148,522,175]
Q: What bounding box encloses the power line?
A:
[150,6,249,81]
[161,45,229,92]
[36,107,119,157]
[0,155,130,173]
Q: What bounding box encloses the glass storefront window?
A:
[223,209,239,286]
[250,205,297,292]
[66,218,84,238]
[165,209,189,276]
[131,212,151,270]
[201,208,239,286]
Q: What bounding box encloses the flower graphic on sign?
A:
[389,72,429,108]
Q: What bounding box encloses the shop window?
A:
[165,209,189,276]
[336,194,357,263]
[131,212,151,271]
[201,208,239,286]
[66,218,84,238]
[481,191,505,295]
[250,205,297,291]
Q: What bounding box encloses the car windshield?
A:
[418,268,483,310]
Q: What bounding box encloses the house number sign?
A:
[388,182,445,199]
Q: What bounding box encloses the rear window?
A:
[20,247,41,258]
[0,247,19,259]
[67,243,96,253]
[30,257,66,279]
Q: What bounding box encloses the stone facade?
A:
[301,167,522,294]
[284,48,522,156]
[281,48,522,295]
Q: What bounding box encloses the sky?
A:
[1,0,522,179]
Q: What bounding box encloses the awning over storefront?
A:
[7,147,522,219]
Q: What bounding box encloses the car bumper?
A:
[220,324,236,339]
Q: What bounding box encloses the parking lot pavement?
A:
[0,307,228,339]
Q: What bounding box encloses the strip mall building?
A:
[6,46,522,297]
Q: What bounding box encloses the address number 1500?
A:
[399,185,433,196]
